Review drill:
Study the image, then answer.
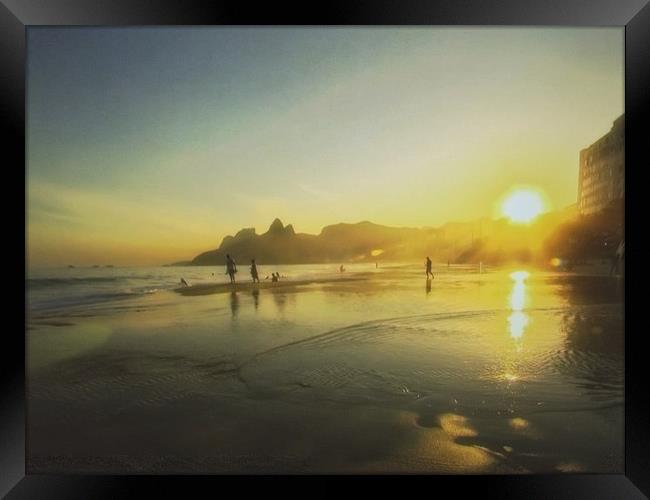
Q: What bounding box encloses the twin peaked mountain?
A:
[191,218,430,265]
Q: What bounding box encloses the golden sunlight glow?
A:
[501,190,544,223]
[509,417,530,430]
[371,249,384,257]
[438,413,479,438]
[509,271,530,283]
[508,311,529,339]
[397,412,496,472]
[509,271,529,311]
[508,270,530,339]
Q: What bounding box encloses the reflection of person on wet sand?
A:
[252,289,259,310]
[426,278,432,294]
[226,254,237,284]
[250,259,260,283]
[426,257,434,279]
[272,290,287,313]
[229,291,239,317]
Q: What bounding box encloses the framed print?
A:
[3,0,649,497]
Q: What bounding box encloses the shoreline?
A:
[174,275,368,296]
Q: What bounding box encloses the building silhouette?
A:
[577,114,625,215]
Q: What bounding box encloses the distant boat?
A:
[68,265,75,268]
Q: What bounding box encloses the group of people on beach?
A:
[222,253,438,286]
[225,254,284,284]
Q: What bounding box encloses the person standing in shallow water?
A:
[226,254,237,284]
[426,256,434,279]
[250,259,260,283]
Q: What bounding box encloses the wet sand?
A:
[174,275,367,296]
[27,266,624,474]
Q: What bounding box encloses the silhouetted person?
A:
[340,265,345,273]
[180,277,189,287]
[426,257,434,279]
[250,259,260,283]
[226,254,237,284]
[610,240,624,276]
[618,240,625,271]
[272,272,279,283]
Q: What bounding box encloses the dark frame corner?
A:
[4,0,649,498]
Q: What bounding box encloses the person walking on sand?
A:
[250,259,260,283]
[226,254,237,284]
[618,240,625,274]
[426,256,434,279]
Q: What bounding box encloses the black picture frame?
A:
[4,0,648,497]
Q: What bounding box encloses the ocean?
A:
[26,262,480,314]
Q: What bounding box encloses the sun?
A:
[501,189,545,223]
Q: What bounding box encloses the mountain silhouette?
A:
[190,218,436,265]
[186,208,581,267]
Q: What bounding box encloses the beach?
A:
[26,263,624,473]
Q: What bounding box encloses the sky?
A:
[27,27,624,266]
